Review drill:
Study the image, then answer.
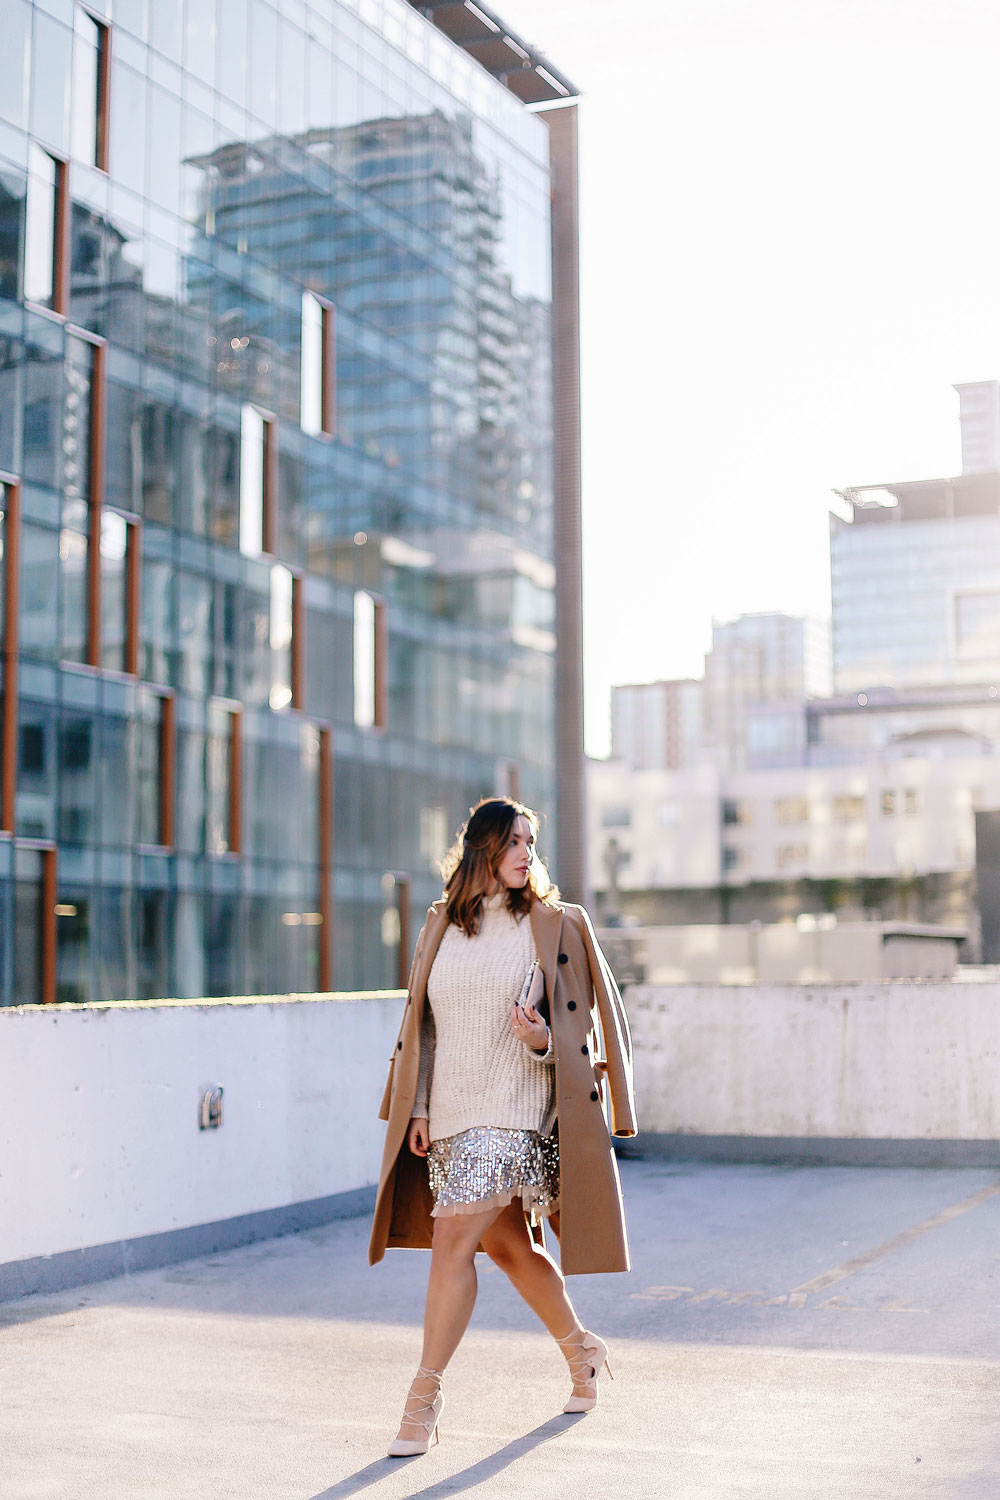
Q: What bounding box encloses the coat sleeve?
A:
[377,920,427,1123]
[572,905,638,1139]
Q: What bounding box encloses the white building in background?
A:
[588,748,1000,905]
[610,678,703,771]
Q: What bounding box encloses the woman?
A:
[369,796,637,1457]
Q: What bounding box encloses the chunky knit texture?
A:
[414,893,554,1143]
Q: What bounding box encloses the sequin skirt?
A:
[427,1126,560,1220]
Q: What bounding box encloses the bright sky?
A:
[496,0,1000,755]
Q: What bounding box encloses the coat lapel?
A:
[529,899,564,1003]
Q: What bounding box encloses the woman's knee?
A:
[481,1218,534,1275]
[431,1217,485,1265]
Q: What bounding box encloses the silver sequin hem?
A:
[427,1126,560,1220]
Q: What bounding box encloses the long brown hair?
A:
[442,797,558,936]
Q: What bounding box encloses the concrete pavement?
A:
[3,1158,1000,1499]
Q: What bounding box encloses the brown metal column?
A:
[228,706,243,854]
[318,724,333,990]
[291,572,305,710]
[322,303,336,438]
[394,873,411,990]
[53,160,70,317]
[125,516,141,676]
[1,478,21,834]
[262,417,278,556]
[159,691,176,849]
[543,105,587,904]
[86,341,107,669]
[41,846,57,1005]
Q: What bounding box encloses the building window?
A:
[206,702,242,855]
[904,788,919,816]
[880,789,896,817]
[57,336,105,667]
[24,145,68,313]
[1,477,21,834]
[300,291,335,437]
[239,407,276,558]
[722,799,753,826]
[601,805,631,829]
[136,687,174,848]
[775,842,809,868]
[99,511,141,675]
[833,794,866,823]
[13,842,58,1005]
[954,590,1000,659]
[353,590,387,729]
[775,796,809,825]
[722,845,749,871]
[71,9,111,171]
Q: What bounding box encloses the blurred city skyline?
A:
[497,0,1000,754]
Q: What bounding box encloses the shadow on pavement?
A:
[310,1414,586,1499]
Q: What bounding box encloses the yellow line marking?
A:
[790,1179,1000,1297]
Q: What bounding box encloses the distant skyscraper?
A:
[611,679,703,771]
[955,380,1000,475]
[703,613,832,771]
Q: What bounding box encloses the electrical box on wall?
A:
[199,1086,224,1130]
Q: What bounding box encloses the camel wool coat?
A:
[368,896,638,1276]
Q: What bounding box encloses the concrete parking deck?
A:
[3,1158,1000,1499]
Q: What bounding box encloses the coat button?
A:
[397,1041,402,1050]
[558,953,568,964]
[581,1044,588,1055]
[590,1089,599,1101]
[567,1000,577,1010]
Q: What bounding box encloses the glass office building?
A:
[832,478,1000,696]
[0,0,582,1003]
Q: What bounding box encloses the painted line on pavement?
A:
[790,1179,1000,1297]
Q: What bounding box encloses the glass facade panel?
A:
[1,0,567,1002]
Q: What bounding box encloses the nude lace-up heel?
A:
[556,1328,614,1413]
[387,1365,444,1457]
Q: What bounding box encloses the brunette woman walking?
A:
[369,796,637,1456]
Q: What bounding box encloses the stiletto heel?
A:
[387,1365,444,1457]
[556,1328,612,1413]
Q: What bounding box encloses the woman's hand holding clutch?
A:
[510,1000,549,1051]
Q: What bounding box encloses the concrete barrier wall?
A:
[0,993,402,1274]
[626,982,1000,1147]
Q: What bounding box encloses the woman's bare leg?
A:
[395,1205,501,1443]
[479,1202,580,1340]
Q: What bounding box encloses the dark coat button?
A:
[567,1000,577,1010]
[397,1041,402,1050]
[581,1045,588,1055]
[590,1090,599,1101]
[558,953,569,964]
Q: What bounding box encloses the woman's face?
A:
[495,814,535,890]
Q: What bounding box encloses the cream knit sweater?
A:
[413,893,555,1143]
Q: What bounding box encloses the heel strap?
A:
[556,1328,600,1381]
